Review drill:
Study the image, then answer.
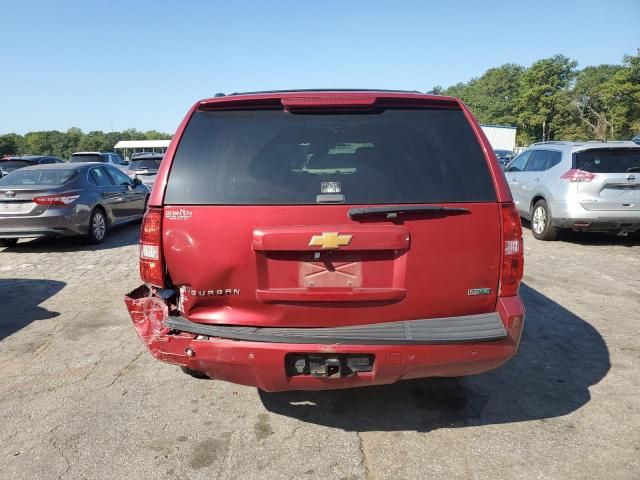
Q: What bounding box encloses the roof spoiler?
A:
[198,92,460,112]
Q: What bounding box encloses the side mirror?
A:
[132,177,142,186]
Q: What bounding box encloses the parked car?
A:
[124,153,163,189]
[504,141,640,240]
[130,151,161,160]
[0,163,149,246]
[0,155,64,178]
[494,149,515,168]
[69,151,128,170]
[125,89,525,392]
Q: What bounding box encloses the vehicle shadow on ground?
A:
[558,231,640,246]
[1,223,140,253]
[0,278,65,340]
[522,220,640,247]
[259,283,610,432]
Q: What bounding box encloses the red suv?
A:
[125,90,525,391]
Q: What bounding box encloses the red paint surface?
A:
[163,204,500,326]
[253,224,410,251]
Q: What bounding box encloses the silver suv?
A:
[504,141,640,240]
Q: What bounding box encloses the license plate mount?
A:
[285,353,374,377]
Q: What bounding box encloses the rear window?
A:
[0,160,31,169]
[0,168,78,186]
[576,148,640,173]
[70,154,103,163]
[129,159,161,170]
[165,109,496,205]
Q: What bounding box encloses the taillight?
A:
[33,194,80,205]
[560,169,597,182]
[499,202,523,297]
[139,207,165,287]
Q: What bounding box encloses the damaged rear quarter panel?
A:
[124,285,189,366]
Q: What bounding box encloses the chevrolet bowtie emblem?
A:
[308,232,353,249]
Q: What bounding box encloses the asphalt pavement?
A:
[0,225,638,479]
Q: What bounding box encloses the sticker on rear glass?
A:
[165,208,192,220]
[467,288,492,296]
[321,182,341,194]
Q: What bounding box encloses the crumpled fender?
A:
[124,285,169,342]
[124,285,189,366]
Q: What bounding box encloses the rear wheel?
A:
[0,239,18,247]
[531,199,557,241]
[87,209,107,244]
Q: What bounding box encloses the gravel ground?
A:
[0,224,638,479]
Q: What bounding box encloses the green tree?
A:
[466,64,524,125]
[600,50,640,139]
[571,65,622,140]
[0,128,173,158]
[144,130,172,140]
[444,80,479,110]
[62,127,84,159]
[120,128,147,141]
[23,131,53,155]
[78,131,111,152]
[48,131,67,157]
[0,133,24,156]
[516,54,578,141]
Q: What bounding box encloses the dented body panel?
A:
[124,285,524,391]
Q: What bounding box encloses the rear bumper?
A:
[164,312,508,344]
[0,228,72,239]
[549,200,640,231]
[551,216,640,232]
[124,286,525,391]
[0,208,88,238]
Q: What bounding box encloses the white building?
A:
[480,125,517,151]
[113,140,172,159]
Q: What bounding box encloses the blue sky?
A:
[2,0,638,134]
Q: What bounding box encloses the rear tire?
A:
[87,209,107,244]
[531,199,558,241]
[0,239,18,247]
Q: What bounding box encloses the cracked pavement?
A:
[0,224,639,479]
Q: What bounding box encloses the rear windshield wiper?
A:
[348,205,470,219]
[626,167,640,172]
